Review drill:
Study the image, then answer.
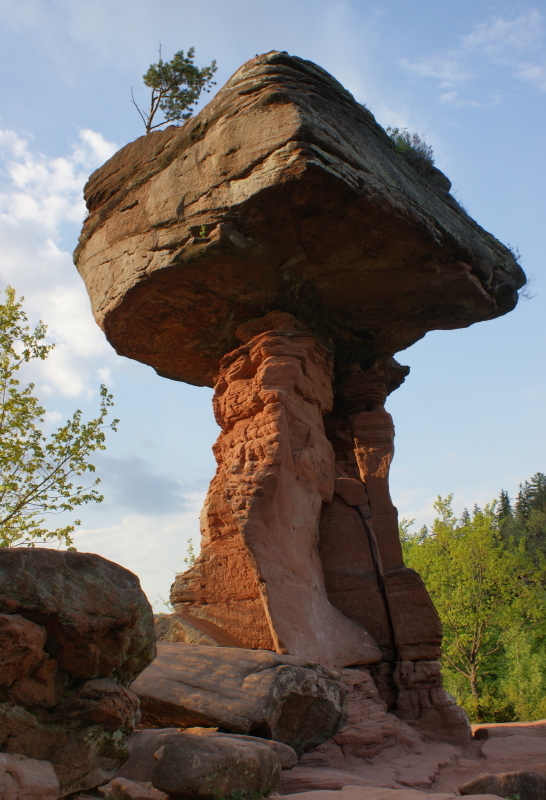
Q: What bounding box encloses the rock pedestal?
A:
[169,313,457,736]
[171,313,380,668]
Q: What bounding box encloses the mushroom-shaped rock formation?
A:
[75,52,525,738]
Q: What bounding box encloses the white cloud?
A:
[0,128,118,397]
[401,57,472,84]
[439,91,502,108]
[402,8,546,97]
[516,62,546,90]
[72,493,205,612]
[462,9,542,54]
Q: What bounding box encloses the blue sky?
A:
[0,0,544,609]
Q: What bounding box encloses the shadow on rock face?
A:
[0,548,155,796]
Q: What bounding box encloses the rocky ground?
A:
[277,721,546,797]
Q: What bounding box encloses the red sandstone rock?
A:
[153,612,246,647]
[151,731,282,799]
[278,787,504,800]
[131,641,347,754]
[75,52,524,388]
[98,777,167,800]
[392,661,469,741]
[0,549,155,797]
[73,51,524,745]
[0,549,155,682]
[459,770,546,800]
[0,615,47,689]
[117,728,296,785]
[0,753,59,800]
[171,319,380,668]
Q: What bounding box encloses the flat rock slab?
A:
[459,770,546,800]
[117,728,297,783]
[98,777,167,800]
[130,642,347,753]
[277,787,504,800]
[151,731,281,799]
[154,612,246,647]
[0,753,59,800]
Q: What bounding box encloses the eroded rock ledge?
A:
[75,51,525,388]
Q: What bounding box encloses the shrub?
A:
[386,127,434,166]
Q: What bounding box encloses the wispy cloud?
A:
[97,455,188,516]
[438,91,502,109]
[73,493,205,611]
[402,8,546,98]
[0,128,118,397]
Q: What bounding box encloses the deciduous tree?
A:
[402,496,545,722]
[0,287,118,548]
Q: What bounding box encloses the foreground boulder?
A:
[0,753,59,800]
[131,642,347,753]
[0,549,155,796]
[151,731,282,799]
[459,770,546,799]
[117,728,297,783]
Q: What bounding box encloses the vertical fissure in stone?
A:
[355,504,398,663]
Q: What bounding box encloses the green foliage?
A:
[402,495,546,723]
[184,538,196,567]
[0,287,118,548]
[499,473,546,566]
[386,126,434,165]
[133,46,217,133]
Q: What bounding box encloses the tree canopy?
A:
[401,490,546,722]
[133,47,217,133]
[0,287,118,548]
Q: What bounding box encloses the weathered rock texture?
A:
[117,728,297,784]
[0,753,59,800]
[130,642,347,754]
[153,612,246,647]
[279,667,468,795]
[151,730,282,799]
[459,770,546,800]
[75,52,524,387]
[74,50,525,741]
[279,787,505,800]
[172,317,382,668]
[98,777,167,800]
[0,549,155,796]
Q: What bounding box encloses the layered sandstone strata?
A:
[74,51,526,740]
[171,312,380,668]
